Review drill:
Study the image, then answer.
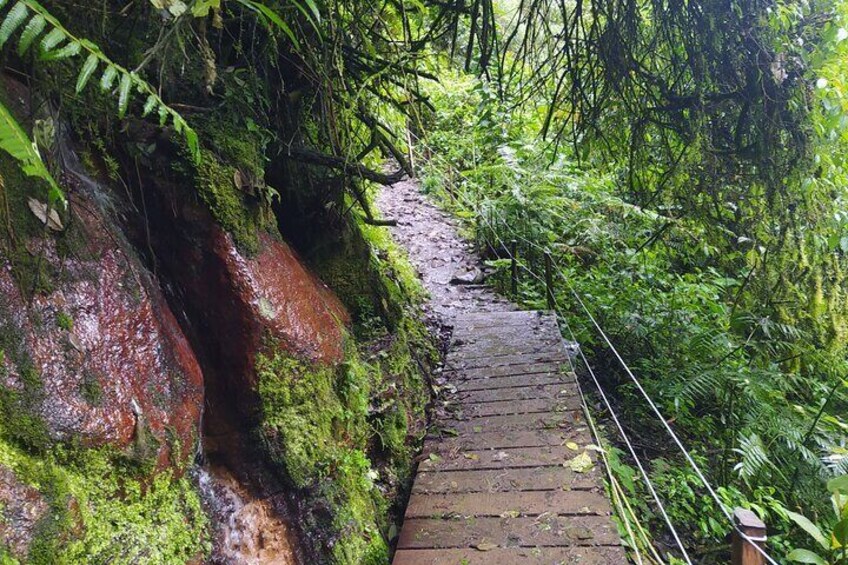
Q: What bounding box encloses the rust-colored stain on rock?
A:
[212,229,349,366]
[0,192,203,468]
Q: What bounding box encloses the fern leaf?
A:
[158,105,169,127]
[16,13,44,54]
[38,25,62,51]
[0,100,64,206]
[0,2,29,48]
[141,95,157,117]
[100,65,117,91]
[117,72,131,118]
[233,0,300,49]
[41,38,80,60]
[184,127,199,163]
[75,53,98,93]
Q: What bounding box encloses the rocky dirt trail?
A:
[375,178,514,322]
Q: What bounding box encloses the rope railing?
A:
[423,177,777,565]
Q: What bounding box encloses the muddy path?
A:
[375,178,514,322]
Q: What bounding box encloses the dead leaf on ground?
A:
[566,451,594,473]
[27,198,63,231]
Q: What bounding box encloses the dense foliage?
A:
[412,0,848,560]
[0,0,846,562]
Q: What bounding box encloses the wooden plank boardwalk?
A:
[393,310,627,565]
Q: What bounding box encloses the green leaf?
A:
[0,100,64,206]
[786,549,827,565]
[233,0,300,49]
[100,65,118,91]
[17,13,45,54]
[0,2,29,48]
[142,94,158,117]
[787,511,831,551]
[289,0,321,35]
[76,53,98,93]
[191,0,220,17]
[828,475,848,495]
[833,518,848,549]
[38,26,63,52]
[184,125,200,164]
[41,39,80,60]
[117,73,132,118]
[158,104,169,127]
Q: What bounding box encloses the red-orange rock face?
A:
[212,228,349,365]
[0,191,203,468]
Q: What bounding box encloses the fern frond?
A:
[99,64,117,91]
[0,0,201,164]
[0,100,63,206]
[75,53,98,92]
[117,73,131,118]
[0,2,27,48]
[733,432,773,482]
[16,12,42,54]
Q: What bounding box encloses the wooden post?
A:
[510,240,518,297]
[731,508,767,565]
[544,251,555,310]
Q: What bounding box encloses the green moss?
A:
[0,300,50,452]
[193,149,262,254]
[78,371,103,406]
[0,439,209,564]
[55,313,73,332]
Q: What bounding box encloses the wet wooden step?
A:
[444,362,565,380]
[453,372,573,392]
[393,546,628,565]
[437,411,585,434]
[454,383,577,404]
[411,466,600,494]
[418,445,598,472]
[425,428,589,450]
[404,490,612,519]
[398,515,622,548]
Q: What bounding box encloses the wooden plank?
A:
[446,344,564,361]
[425,428,591,450]
[404,490,612,518]
[439,411,585,434]
[444,362,565,380]
[454,383,577,404]
[452,310,547,327]
[445,352,569,371]
[397,515,622,549]
[412,467,599,494]
[418,445,596,472]
[393,546,628,565]
[454,373,572,392]
[442,396,582,419]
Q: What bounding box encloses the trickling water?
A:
[196,464,300,564]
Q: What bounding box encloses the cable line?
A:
[425,180,779,564]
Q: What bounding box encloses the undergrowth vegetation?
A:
[414,11,848,558]
[0,0,846,561]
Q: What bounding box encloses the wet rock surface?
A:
[0,189,203,468]
[375,178,514,322]
[0,465,48,559]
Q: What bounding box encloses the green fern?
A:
[733,432,774,482]
[0,99,63,206]
[0,0,200,163]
